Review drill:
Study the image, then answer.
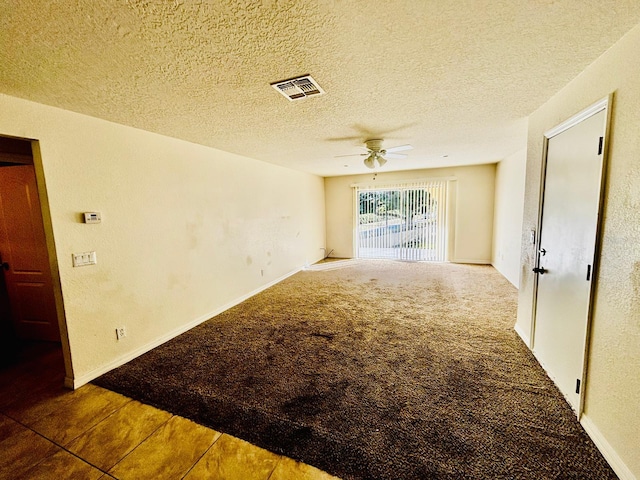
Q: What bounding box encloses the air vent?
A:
[270,75,325,101]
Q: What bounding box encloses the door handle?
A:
[538,248,547,256]
[0,262,8,271]
[532,267,546,275]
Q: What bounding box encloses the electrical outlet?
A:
[116,327,126,340]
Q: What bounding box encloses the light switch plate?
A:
[72,251,97,267]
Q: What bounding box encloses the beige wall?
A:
[517,24,640,479]
[492,148,526,287]
[325,164,495,263]
[0,93,326,387]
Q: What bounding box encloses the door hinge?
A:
[576,379,581,394]
[586,264,592,281]
[598,137,604,155]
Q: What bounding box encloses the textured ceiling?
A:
[2,1,640,177]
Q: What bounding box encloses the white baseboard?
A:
[513,317,634,479]
[491,262,519,288]
[514,323,530,348]
[451,258,492,265]
[303,259,360,271]
[580,414,637,480]
[528,344,635,479]
[70,266,303,389]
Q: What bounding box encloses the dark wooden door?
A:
[0,164,60,341]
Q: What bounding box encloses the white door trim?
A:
[544,96,610,139]
[530,94,613,418]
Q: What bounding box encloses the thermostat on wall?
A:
[83,212,101,224]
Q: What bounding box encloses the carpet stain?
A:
[95,260,617,480]
[310,332,334,340]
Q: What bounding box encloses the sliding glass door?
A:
[355,181,448,261]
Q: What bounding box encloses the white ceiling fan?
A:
[337,139,413,169]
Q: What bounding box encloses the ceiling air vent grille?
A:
[271,75,325,101]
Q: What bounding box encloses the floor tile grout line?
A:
[4,372,337,479]
[1,383,98,428]
[105,413,176,475]
[179,430,224,479]
[5,420,111,478]
[2,395,173,478]
[59,397,136,448]
[11,408,176,479]
[0,429,58,478]
[2,397,334,480]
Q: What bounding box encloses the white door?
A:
[533,104,608,413]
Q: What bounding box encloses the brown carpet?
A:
[94,260,617,480]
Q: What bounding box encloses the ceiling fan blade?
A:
[385,144,413,153]
[334,152,368,158]
[383,153,408,160]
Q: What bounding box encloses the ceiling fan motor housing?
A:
[337,139,410,168]
[365,139,384,152]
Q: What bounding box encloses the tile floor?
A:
[0,343,340,480]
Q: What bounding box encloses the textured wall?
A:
[324,164,495,264]
[0,93,326,386]
[517,24,640,479]
[492,148,527,287]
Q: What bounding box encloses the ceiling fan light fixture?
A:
[377,155,387,167]
[364,155,375,169]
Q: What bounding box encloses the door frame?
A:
[529,94,613,417]
[0,134,73,387]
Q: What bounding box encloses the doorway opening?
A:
[354,180,448,261]
[0,135,68,384]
